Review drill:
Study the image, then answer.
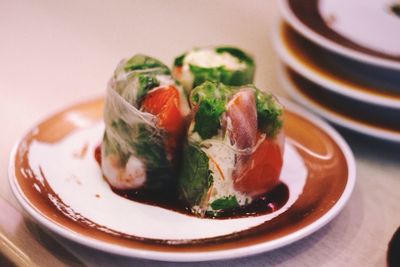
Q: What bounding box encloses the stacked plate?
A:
[275,0,400,143]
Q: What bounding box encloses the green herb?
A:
[107,119,173,191]
[191,81,231,103]
[173,53,186,67]
[194,99,226,139]
[123,54,170,74]
[110,119,137,148]
[191,82,231,139]
[136,74,160,102]
[189,63,253,88]
[133,124,173,191]
[255,91,283,138]
[178,143,212,207]
[189,65,225,88]
[210,195,239,210]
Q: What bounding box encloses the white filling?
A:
[102,154,146,190]
[155,74,175,87]
[183,49,247,70]
[199,133,251,213]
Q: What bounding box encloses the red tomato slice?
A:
[233,136,283,198]
[141,86,184,158]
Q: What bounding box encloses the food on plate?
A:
[99,49,285,218]
[101,54,189,191]
[178,81,284,217]
[172,46,255,93]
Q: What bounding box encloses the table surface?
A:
[1,0,399,266]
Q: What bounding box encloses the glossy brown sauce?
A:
[95,145,289,219]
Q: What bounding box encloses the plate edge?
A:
[272,21,400,110]
[277,0,400,71]
[277,65,400,143]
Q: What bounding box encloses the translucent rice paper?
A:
[101,56,187,191]
[178,82,284,216]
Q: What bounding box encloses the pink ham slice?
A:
[226,89,258,150]
[225,89,284,197]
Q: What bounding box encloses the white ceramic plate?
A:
[279,65,400,143]
[9,98,356,262]
[278,0,400,70]
[274,23,400,110]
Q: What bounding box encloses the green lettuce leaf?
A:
[178,143,212,207]
[210,195,239,210]
[107,119,173,191]
[133,124,173,191]
[191,82,231,139]
[136,74,160,102]
[123,54,170,74]
[173,53,186,67]
[255,91,283,138]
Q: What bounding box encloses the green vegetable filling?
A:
[210,195,239,211]
[123,54,170,74]
[108,119,172,191]
[178,144,212,207]
[255,91,283,138]
[189,64,253,88]
[193,99,226,140]
[191,81,282,139]
[191,82,231,139]
[136,75,160,102]
[173,47,254,88]
[173,53,186,67]
[133,124,172,191]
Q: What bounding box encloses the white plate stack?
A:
[275,0,400,143]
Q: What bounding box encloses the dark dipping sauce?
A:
[94,145,289,219]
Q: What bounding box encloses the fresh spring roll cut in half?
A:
[172,46,255,93]
[178,81,284,217]
[101,55,189,191]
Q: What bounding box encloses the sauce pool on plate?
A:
[94,145,289,219]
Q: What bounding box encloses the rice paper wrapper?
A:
[178,82,284,217]
[101,56,187,191]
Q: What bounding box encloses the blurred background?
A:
[1,0,399,266]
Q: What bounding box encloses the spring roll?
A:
[173,46,255,93]
[178,81,284,217]
[101,55,189,191]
